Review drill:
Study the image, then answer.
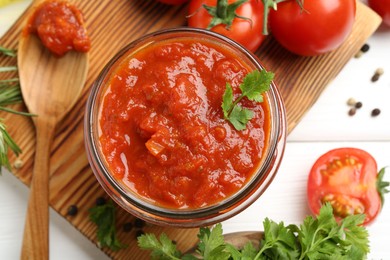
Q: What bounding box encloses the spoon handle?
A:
[21,118,55,260]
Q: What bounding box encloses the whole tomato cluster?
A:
[157,0,358,56]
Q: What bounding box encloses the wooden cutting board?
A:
[0,1,381,259]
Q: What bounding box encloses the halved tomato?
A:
[307,147,388,225]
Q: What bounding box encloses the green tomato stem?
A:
[203,0,249,29]
[261,0,276,35]
[261,0,304,35]
[377,167,389,206]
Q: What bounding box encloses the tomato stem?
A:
[377,167,389,206]
[261,0,305,35]
[261,0,277,35]
[202,0,250,30]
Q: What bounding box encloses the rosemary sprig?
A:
[0,120,21,173]
[0,46,16,57]
[0,45,33,173]
[0,78,19,85]
[0,66,17,72]
[0,84,35,116]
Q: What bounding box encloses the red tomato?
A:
[187,0,266,52]
[157,0,189,4]
[368,0,390,27]
[269,0,356,56]
[307,148,388,225]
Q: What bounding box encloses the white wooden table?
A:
[1,1,389,259]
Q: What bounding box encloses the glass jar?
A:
[84,27,286,228]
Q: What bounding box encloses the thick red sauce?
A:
[99,38,270,209]
[26,0,90,56]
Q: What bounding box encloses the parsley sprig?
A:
[138,203,370,259]
[89,200,127,251]
[137,233,182,260]
[222,69,274,130]
[0,45,34,174]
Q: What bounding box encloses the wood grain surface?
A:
[0,1,381,259]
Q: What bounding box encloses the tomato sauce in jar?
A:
[26,0,90,56]
[98,38,271,209]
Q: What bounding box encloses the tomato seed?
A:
[371,108,381,117]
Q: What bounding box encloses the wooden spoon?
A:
[17,29,88,259]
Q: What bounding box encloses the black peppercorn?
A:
[371,108,381,117]
[135,229,145,239]
[96,197,106,206]
[67,205,78,216]
[361,43,370,53]
[123,222,133,232]
[371,73,380,82]
[355,101,363,109]
[371,68,384,82]
[134,218,146,228]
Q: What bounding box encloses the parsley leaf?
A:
[240,69,274,102]
[197,223,230,260]
[340,213,370,259]
[137,233,182,260]
[221,83,234,119]
[238,242,257,259]
[256,218,299,259]
[222,70,274,131]
[228,104,254,131]
[89,200,126,251]
[138,204,370,260]
[296,203,369,260]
